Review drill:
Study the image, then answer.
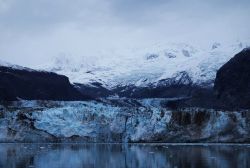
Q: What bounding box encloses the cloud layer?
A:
[0,0,250,67]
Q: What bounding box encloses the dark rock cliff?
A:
[0,66,89,101]
[214,48,250,109]
[112,71,197,98]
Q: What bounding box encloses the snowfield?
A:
[41,41,250,88]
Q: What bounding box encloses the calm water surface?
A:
[0,143,250,168]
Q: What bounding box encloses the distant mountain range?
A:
[0,41,250,109]
[43,41,249,89]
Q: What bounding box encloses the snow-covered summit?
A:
[0,59,31,71]
[0,59,54,73]
[41,41,250,88]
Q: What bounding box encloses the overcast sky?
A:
[0,0,250,67]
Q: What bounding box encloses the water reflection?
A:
[0,143,249,168]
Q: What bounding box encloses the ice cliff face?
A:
[0,99,249,143]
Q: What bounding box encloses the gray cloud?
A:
[0,0,249,67]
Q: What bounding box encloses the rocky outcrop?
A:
[74,82,112,98]
[214,48,250,109]
[0,66,89,101]
[112,71,198,98]
[73,71,207,100]
[0,99,249,143]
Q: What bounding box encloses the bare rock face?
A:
[112,71,195,98]
[0,66,88,101]
[214,48,250,109]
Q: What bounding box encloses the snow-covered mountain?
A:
[0,59,32,71]
[42,41,250,89]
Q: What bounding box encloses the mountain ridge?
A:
[41,41,249,89]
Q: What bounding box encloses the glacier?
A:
[0,99,249,143]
